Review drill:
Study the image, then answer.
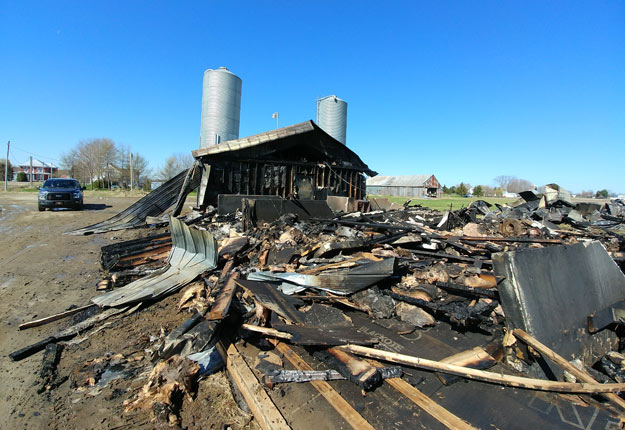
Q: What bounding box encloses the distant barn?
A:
[366,174,441,198]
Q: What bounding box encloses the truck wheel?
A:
[38,205,45,212]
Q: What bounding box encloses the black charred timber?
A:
[402,251,489,265]
[9,336,58,361]
[312,347,383,391]
[38,343,63,393]
[485,242,504,253]
[368,231,414,245]
[311,218,419,232]
[434,281,499,300]
[389,291,498,326]
[459,236,564,244]
[599,356,625,383]
[100,233,171,266]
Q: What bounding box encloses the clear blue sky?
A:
[1,1,623,193]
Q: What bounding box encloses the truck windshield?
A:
[43,180,79,188]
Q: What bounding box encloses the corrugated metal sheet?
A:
[68,163,202,235]
[200,67,242,147]
[317,95,347,145]
[92,217,218,307]
[366,175,434,187]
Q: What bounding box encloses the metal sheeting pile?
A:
[68,164,202,235]
[92,217,217,307]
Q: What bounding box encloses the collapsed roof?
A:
[192,120,376,177]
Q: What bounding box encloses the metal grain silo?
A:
[316,95,347,145]
[200,67,242,147]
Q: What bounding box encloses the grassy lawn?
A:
[368,195,518,212]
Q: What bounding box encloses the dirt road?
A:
[0,193,136,428]
[0,192,255,429]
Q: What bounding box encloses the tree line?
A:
[441,175,615,198]
[59,139,197,189]
[61,138,150,189]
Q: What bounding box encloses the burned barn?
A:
[45,111,625,428]
[191,120,375,215]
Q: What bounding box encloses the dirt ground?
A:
[0,192,256,430]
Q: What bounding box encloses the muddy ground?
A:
[0,192,257,430]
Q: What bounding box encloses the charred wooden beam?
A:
[434,281,499,300]
[339,344,625,394]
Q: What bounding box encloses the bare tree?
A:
[507,178,534,193]
[493,175,515,190]
[158,153,194,181]
[117,144,130,186]
[481,185,495,196]
[60,150,79,179]
[89,138,117,188]
[131,153,150,188]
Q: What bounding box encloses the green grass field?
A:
[368,195,518,212]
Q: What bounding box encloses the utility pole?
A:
[29,156,33,187]
[272,112,279,129]
[4,140,9,191]
[129,152,134,190]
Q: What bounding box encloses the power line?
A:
[10,145,61,163]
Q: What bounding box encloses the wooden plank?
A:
[339,344,625,394]
[206,270,239,320]
[19,304,97,330]
[241,324,293,340]
[512,328,625,415]
[436,346,497,385]
[368,360,478,430]
[269,339,375,430]
[217,341,290,430]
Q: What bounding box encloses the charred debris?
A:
[12,123,625,429]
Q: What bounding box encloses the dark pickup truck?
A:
[37,178,85,211]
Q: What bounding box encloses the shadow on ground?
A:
[83,203,111,211]
[46,204,112,212]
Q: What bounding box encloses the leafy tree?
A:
[596,189,609,199]
[456,182,468,196]
[473,185,484,197]
[16,171,27,182]
[449,186,456,195]
[0,159,12,181]
[442,185,449,194]
[494,187,504,197]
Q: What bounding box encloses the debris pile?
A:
[12,186,625,429]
